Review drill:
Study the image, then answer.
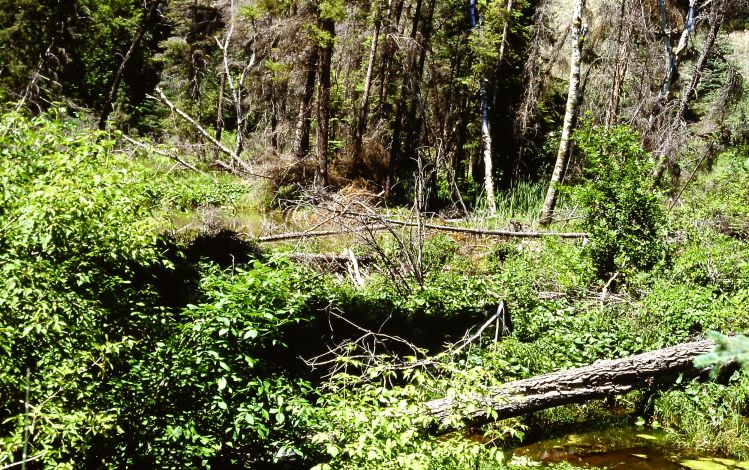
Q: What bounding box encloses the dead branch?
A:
[120,134,203,173]
[450,301,509,355]
[151,87,269,180]
[284,252,373,264]
[350,214,589,239]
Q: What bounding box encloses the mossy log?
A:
[426,339,723,431]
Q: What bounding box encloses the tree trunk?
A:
[539,0,585,226]
[470,0,497,216]
[352,3,384,168]
[215,68,226,148]
[674,0,698,59]
[657,0,677,101]
[676,4,724,124]
[385,0,424,199]
[649,0,697,129]
[377,0,405,123]
[270,81,279,150]
[425,339,726,432]
[99,0,162,129]
[402,0,436,169]
[316,18,335,187]
[653,1,724,184]
[497,0,514,66]
[605,0,633,128]
[294,46,319,160]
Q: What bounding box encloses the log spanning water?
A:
[425,339,723,432]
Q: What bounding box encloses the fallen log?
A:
[284,252,373,264]
[376,217,589,239]
[257,221,587,243]
[425,339,725,432]
[257,225,388,242]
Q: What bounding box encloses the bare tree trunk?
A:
[653,1,724,183]
[674,0,698,58]
[657,0,677,101]
[218,4,255,163]
[352,2,384,167]
[497,0,514,66]
[215,68,226,147]
[470,0,497,216]
[676,4,724,124]
[605,0,633,128]
[539,0,586,226]
[316,18,335,187]
[479,78,496,215]
[294,46,319,159]
[99,0,162,129]
[649,0,697,128]
[270,81,279,150]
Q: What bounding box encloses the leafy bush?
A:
[0,112,323,468]
[679,147,749,230]
[574,123,667,278]
[121,260,326,467]
[670,231,749,294]
[312,376,504,470]
[0,111,163,466]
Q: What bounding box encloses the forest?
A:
[1,0,749,468]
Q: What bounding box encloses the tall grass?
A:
[473,181,546,227]
[497,181,546,222]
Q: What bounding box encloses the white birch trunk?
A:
[470,0,497,215]
[539,0,585,225]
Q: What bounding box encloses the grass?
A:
[472,181,582,232]
[654,374,749,459]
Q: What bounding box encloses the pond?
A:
[508,427,749,469]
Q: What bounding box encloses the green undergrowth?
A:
[2,111,749,467]
[654,372,749,460]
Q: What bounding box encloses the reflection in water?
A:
[508,427,744,469]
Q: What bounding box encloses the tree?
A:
[314,0,343,187]
[294,45,319,160]
[470,0,497,216]
[539,0,586,225]
[351,0,385,168]
[99,0,164,129]
[0,0,165,120]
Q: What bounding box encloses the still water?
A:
[508,427,749,469]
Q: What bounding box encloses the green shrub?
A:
[670,231,749,294]
[0,112,323,468]
[679,147,749,228]
[0,110,163,466]
[122,260,325,467]
[574,123,667,278]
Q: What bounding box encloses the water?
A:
[508,427,749,469]
[168,209,279,237]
